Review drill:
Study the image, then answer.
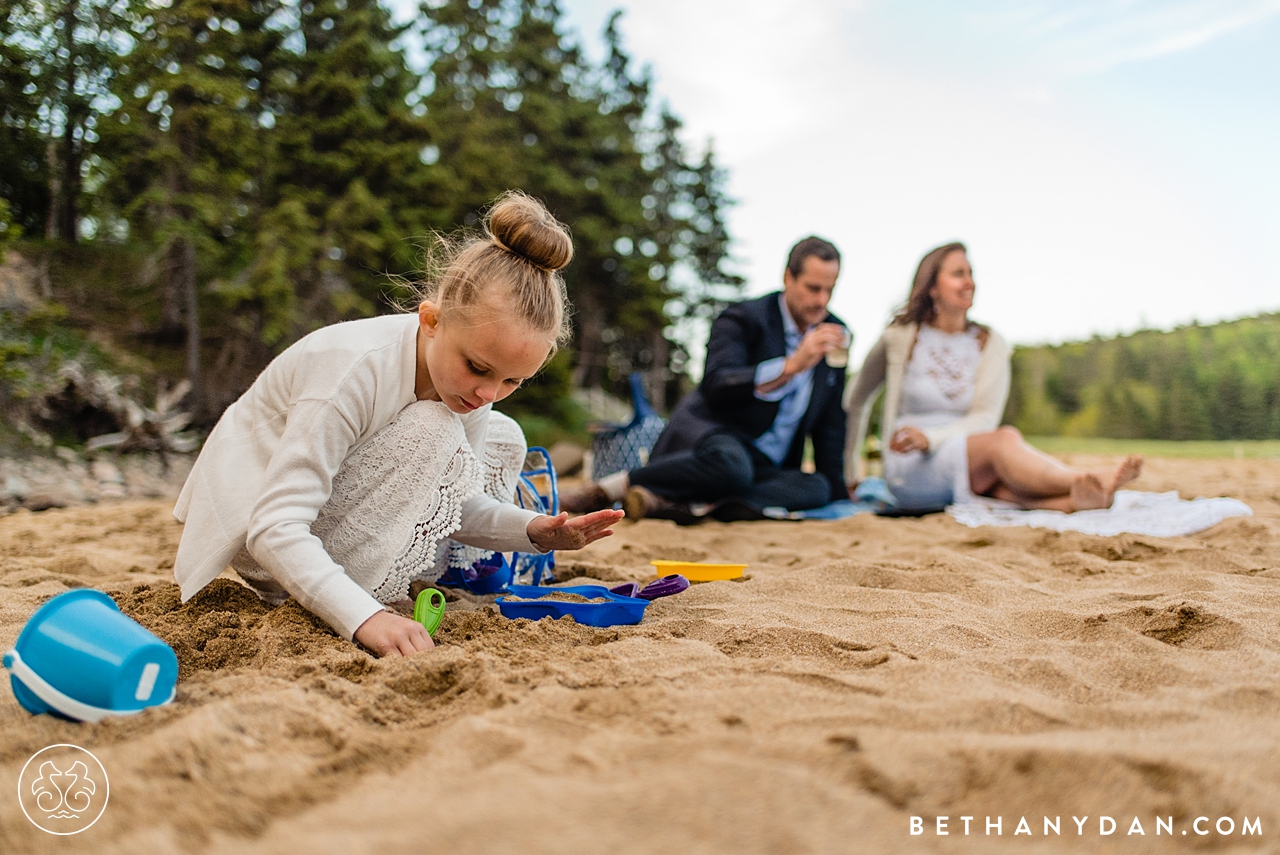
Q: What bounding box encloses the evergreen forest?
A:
[1006,314,1280,441]
[2,0,1277,450]
[1,0,742,434]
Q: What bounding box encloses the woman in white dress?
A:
[844,242,1141,512]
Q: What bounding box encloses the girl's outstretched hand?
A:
[527,508,624,552]
[354,610,435,657]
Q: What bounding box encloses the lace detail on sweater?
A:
[373,453,480,601]
[483,410,526,502]
[441,410,527,572]
[900,325,982,424]
[230,402,529,608]
[316,402,481,603]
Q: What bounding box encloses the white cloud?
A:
[909,0,1280,80]
[561,0,1279,362]
[379,0,1278,364]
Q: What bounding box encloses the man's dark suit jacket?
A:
[649,292,849,502]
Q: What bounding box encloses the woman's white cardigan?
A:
[172,313,541,640]
[843,322,1012,484]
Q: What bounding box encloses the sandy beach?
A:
[2,453,1278,854]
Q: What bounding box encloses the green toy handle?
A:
[413,588,446,636]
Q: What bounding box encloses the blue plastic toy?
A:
[3,588,179,722]
[436,445,559,593]
[495,584,649,627]
[436,551,516,595]
[511,446,558,586]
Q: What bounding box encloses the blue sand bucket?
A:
[3,589,178,722]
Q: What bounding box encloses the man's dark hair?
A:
[786,236,841,277]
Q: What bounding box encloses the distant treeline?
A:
[1,0,742,421]
[1006,314,1280,440]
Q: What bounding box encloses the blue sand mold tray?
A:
[495,585,649,627]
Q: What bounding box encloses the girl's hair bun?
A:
[487,191,574,273]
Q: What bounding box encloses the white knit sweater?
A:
[172,313,540,640]
[843,322,1011,484]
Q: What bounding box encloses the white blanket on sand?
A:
[946,490,1252,537]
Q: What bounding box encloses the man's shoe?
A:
[708,497,768,522]
[622,485,659,519]
[560,481,613,513]
[624,486,702,526]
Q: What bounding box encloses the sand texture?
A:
[2,455,1279,854]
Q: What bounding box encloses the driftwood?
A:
[21,360,198,467]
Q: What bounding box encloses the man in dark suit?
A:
[564,236,850,521]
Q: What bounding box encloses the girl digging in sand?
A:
[171,192,623,657]
[845,242,1142,513]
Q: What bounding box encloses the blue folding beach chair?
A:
[590,372,667,480]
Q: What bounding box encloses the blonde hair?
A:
[408,191,574,349]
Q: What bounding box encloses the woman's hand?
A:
[890,427,930,454]
[354,610,434,657]
[527,508,624,552]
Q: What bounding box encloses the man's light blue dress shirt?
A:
[751,295,815,465]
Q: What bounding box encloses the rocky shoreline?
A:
[0,451,193,514]
[0,441,583,516]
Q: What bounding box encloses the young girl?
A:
[172,192,623,657]
[845,242,1141,513]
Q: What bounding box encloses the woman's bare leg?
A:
[967,426,1142,511]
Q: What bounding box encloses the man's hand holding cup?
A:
[785,324,848,376]
[824,325,852,368]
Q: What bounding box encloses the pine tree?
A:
[104,0,280,413]
[0,198,19,260]
[1,0,129,240]
[1,5,49,236]
[418,2,741,401]
[245,0,439,344]
[640,106,743,389]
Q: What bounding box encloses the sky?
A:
[554,0,1280,363]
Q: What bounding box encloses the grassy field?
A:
[1026,436,1280,459]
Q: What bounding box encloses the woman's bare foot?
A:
[1069,456,1142,512]
[1070,472,1109,511]
[1113,454,1143,490]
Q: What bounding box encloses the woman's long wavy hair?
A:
[893,242,968,327]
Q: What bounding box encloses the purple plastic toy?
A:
[609,574,689,601]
